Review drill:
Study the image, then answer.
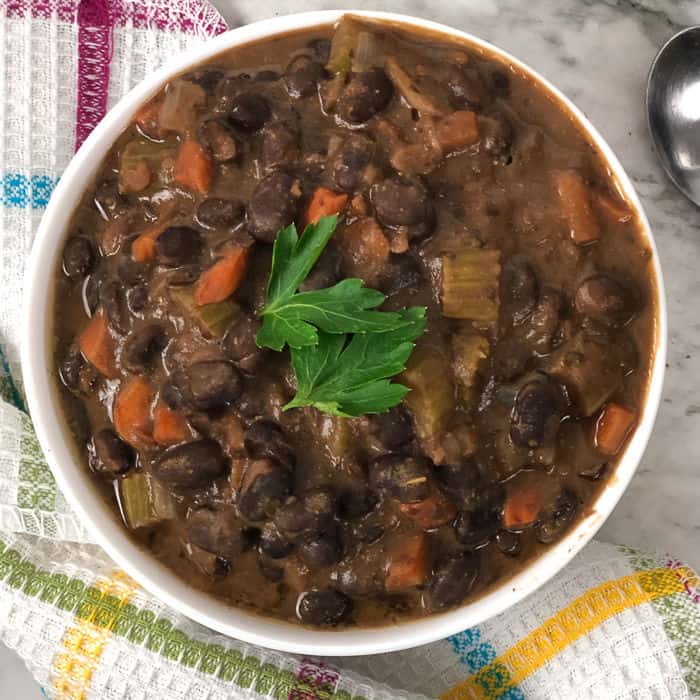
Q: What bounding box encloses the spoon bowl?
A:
[647,25,700,206]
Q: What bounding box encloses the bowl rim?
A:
[21,9,667,656]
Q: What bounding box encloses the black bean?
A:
[259,523,294,559]
[167,264,201,286]
[59,345,85,391]
[199,119,238,162]
[368,455,432,504]
[195,198,243,229]
[492,69,511,96]
[152,439,227,489]
[307,38,331,63]
[227,92,271,131]
[127,283,149,313]
[186,507,246,559]
[331,134,374,193]
[83,273,102,315]
[223,315,263,374]
[62,236,95,279]
[333,564,383,597]
[574,275,635,327]
[155,226,202,267]
[94,179,126,218]
[494,530,521,556]
[370,176,435,240]
[238,459,293,521]
[336,68,393,124]
[383,255,425,296]
[176,360,242,411]
[501,256,538,326]
[373,406,414,451]
[297,589,352,626]
[118,258,150,285]
[298,243,341,292]
[255,69,280,82]
[244,420,294,468]
[299,530,343,567]
[274,488,335,539]
[453,485,503,547]
[121,324,166,372]
[261,121,300,172]
[248,171,301,243]
[99,279,129,333]
[510,377,561,448]
[92,429,134,475]
[535,489,579,544]
[258,558,284,581]
[185,68,224,91]
[160,381,183,409]
[338,486,376,520]
[446,65,490,111]
[425,554,479,611]
[480,113,513,162]
[284,55,323,98]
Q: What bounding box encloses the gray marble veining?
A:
[3,0,700,691]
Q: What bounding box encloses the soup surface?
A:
[54,16,656,628]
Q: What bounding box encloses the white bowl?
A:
[21,10,667,656]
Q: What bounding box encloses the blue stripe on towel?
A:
[448,628,526,700]
[1,173,58,209]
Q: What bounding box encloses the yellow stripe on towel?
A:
[442,566,695,700]
[52,570,136,700]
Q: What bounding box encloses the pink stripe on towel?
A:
[74,0,114,151]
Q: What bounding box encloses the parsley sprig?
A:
[255,215,426,416]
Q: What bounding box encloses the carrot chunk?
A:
[595,403,636,455]
[385,533,430,592]
[134,98,163,139]
[502,486,542,530]
[131,220,167,262]
[594,191,633,224]
[305,187,349,226]
[553,170,599,245]
[400,490,457,530]
[153,401,190,446]
[78,312,117,379]
[113,377,154,449]
[174,138,212,194]
[194,246,249,305]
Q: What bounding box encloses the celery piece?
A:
[441,249,501,321]
[401,346,455,455]
[171,286,241,338]
[452,331,490,406]
[118,472,174,530]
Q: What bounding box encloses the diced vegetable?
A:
[353,30,384,72]
[305,187,349,226]
[118,472,174,529]
[326,15,361,74]
[399,489,456,530]
[174,138,212,194]
[401,346,455,461]
[119,155,151,194]
[595,403,636,455]
[113,376,154,448]
[385,533,430,592]
[503,486,541,530]
[553,170,599,245]
[78,312,117,379]
[339,217,391,287]
[134,98,163,139]
[434,111,479,153]
[194,246,249,305]
[385,56,442,116]
[158,79,206,135]
[544,330,623,416]
[153,401,190,446]
[441,248,501,321]
[170,285,241,338]
[131,220,167,262]
[594,191,633,224]
[451,330,489,405]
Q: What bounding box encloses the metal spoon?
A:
[647,25,700,206]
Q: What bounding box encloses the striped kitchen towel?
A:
[0,1,698,698]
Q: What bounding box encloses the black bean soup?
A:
[54,16,657,628]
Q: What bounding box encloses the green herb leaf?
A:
[284,307,427,416]
[256,216,411,350]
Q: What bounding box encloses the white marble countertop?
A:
[4,0,700,695]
